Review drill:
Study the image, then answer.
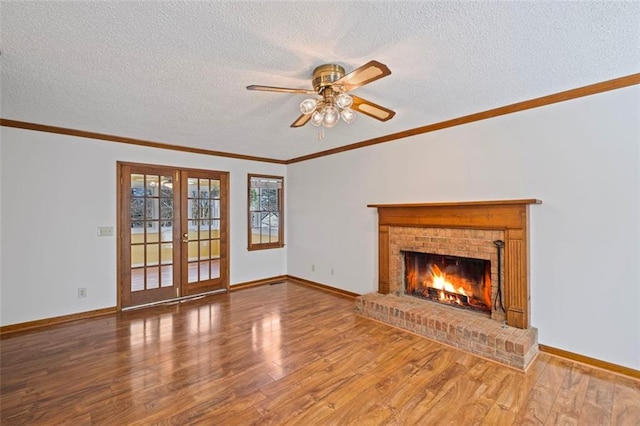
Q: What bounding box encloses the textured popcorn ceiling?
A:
[1,1,638,161]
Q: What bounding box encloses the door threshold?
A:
[122,288,228,311]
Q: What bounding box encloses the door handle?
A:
[182,233,188,243]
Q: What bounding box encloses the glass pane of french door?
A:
[182,172,227,295]
[131,174,175,290]
[121,165,180,307]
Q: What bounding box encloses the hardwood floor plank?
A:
[416,376,485,424]
[380,353,475,423]
[1,281,637,425]
[287,339,442,424]
[578,368,616,425]
[445,365,515,425]
[184,394,266,425]
[611,375,640,425]
[287,373,388,425]
[481,353,551,424]
[512,356,571,424]
[163,388,266,425]
[544,363,591,425]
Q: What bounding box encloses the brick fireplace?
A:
[355,199,541,371]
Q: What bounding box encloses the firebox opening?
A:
[403,251,492,314]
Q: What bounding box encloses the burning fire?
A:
[427,264,470,305]
[429,264,468,296]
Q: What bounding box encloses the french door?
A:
[118,162,228,308]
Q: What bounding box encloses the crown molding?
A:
[2,73,638,164]
[286,73,640,164]
[0,119,287,165]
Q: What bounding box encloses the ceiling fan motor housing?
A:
[312,64,346,93]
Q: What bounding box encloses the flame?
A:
[429,264,468,296]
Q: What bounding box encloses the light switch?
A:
[97,226,114,237]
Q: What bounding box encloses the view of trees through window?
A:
[189,183,220,228]
[130,187,173,228]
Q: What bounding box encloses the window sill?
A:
[248,243,285,251]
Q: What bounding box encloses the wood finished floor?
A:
[1,281,639,425]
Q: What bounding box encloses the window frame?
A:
[247,174,284,251]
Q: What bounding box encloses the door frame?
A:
[116,161,230,310]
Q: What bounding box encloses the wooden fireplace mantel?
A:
[369,199,541,329]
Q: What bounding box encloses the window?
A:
[248,174,284,250]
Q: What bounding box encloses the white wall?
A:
[287,86,640,370]
[0,128,287,325]
[2,86,638,370]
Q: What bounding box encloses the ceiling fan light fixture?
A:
[340,107,356,124]
[311,110,324,126]
[336,93,353,109]
[300,98,318,115]
[247,60,394,130]
[322,105,340,128]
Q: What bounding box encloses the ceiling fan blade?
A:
[332,60,391,92]
[246,85,316,95]
[351,95,396,122]
[290,114,312,128]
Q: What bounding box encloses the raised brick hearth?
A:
[358,199,541,371]
[354,292,538,371]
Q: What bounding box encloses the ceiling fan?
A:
[247,60,395,129]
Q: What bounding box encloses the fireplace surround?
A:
[355,199,541,370]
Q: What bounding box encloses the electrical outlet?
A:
[97,226,114,237]
[331,268,334,275]
[311,264,315,272]
[78,288,87,298]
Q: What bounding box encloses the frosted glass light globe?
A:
[340,108,355,124]
[311,110,324,126]
[322,106,340,128]
[336,93,353,109]
[300,98,318,115]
